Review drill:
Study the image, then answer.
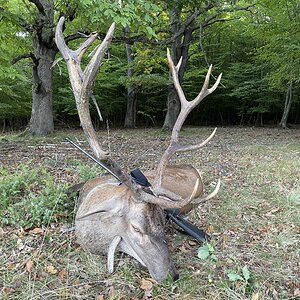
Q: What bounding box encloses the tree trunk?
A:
[124,83,137,128]
[29,45,56,135]
[26,0,57,136]
[124,27,137,128]
[279,81,293,129]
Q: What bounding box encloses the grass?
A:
[0,127,299,299]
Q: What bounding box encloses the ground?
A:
[0,127,299,300]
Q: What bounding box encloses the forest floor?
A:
[0,127,299,300]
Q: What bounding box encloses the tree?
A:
[254,0,300,128]
[123,26,137,128]
[1,0,162,134]
[1,0,78,135]
[159,0,255,129]
[0,14,31,129]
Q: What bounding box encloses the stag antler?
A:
[55,17,199,207]
[152,49,222,203]
[55,17,137,191]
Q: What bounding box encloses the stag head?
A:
[55,17,221,281]
[75,177,178,280]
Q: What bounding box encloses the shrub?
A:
[0,165,74,229]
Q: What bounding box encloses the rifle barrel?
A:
[66,138,121,182]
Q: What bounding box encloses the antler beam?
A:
[55,17,141,192]
[153,49,222,190]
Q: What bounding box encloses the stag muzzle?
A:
[120,234,178,281]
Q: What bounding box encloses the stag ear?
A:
[76,194,128,220]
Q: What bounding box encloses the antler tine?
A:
[192,178,221,204]
[176,56,183,71]
[201,64,213,94]
[56,17,73,60]
[175,127,217,153]
[208,72,222,94]
[76,32,98,62]
[193,65,222,105]
[81,22,115,99]
[167,48,187,108]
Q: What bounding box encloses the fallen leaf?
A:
[58,268,68,279]
[178,244,189,253]
[144,278,157,284]
[7,262,16,271]
[0,227,4,237]
[223,174,233,181]
[294,288,300,297]
[84,284,92,290]
[140,278,153,290]
[29,227,44,235]
[16,238,24,251]
[265,207,282,217]
[142,288,153,300]
[17,227,25,237]
[26,260,34,273]
[207,225,215,234]
[1,287,15,295]
[45,265,58,274]
[251,292,260,300]
[95,295,104,300]
[188,240,197,246]
[54,212,68,219]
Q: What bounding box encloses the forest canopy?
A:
[0,0,299,133]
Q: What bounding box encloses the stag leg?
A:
[107,235,121,273]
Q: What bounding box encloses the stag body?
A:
[75,165,202,280]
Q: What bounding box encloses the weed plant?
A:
[0,165,73,229]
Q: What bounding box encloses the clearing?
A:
[0,127,299,299]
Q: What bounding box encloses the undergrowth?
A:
[0,165,74,229]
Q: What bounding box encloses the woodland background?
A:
[0,1,300,299]
[0,0,300,134]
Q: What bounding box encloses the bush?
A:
[0,165,74,229]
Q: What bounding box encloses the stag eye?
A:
[131,224,143,234]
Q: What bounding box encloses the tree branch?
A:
[11,52,38,65]
[28,0,44,14]
[60,4,255,48]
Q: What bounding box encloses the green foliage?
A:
[197,243,218,262]
[0,165,74,229]
[255,0,300,87]
[72,161,102,181]
[76,0,161,37]
[226,265,251,282]
[223,265,256,295]
[1,0,300,127]
[0,19,32,119]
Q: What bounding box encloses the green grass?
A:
[0,127,299,299]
